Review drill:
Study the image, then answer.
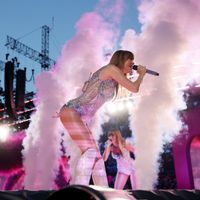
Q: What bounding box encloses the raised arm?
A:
[125,143,135,153]
[102,141,112,161]
[107,65,146,93]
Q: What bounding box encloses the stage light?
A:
[105,98,135,116]
[125,100,133,110]
[0,125,10,142]
[116,101,124,111]
[106,103,117,115]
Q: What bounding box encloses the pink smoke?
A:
[22,0,125,190]
[121,0,200,189]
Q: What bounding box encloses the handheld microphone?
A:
[132,65,159,76]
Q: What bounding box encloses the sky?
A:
[0,0,200,191]
[0,0,140,92]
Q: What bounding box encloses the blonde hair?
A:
[109,50,134,69]
[108,129,126,156]
[109,50,134,98]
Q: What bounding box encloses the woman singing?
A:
[59,50,146,186]
[103,129,137,189]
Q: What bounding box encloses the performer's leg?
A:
[60,107,96,152]
[92,157,108,186]
[114,172,129,190]
[74,148,96,185]
[130,172,137,190]
[59,107,102,185]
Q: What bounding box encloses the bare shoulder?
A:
[107,64,121,72]
[99,64,121,79]
[125,143,135,152]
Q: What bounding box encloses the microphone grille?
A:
[132,65,138,70]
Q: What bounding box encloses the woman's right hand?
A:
[137,65,146,76]
[103,140,112,161]
[105,140,112,147]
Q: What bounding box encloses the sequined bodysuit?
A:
[111,145,135,175]
[65,66,117,120]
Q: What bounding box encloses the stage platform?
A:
[0,186,200,200]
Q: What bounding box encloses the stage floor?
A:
[0,187,200,200]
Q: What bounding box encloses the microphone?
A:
[132,65,159,76]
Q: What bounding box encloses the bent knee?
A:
[81,148,97,158]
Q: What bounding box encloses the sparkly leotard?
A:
[65,66,117,120]
[111,145,135,175]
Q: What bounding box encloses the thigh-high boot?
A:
[74,148,96,185]
[92,157,108,187]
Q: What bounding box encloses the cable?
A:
[15,26,42,41]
